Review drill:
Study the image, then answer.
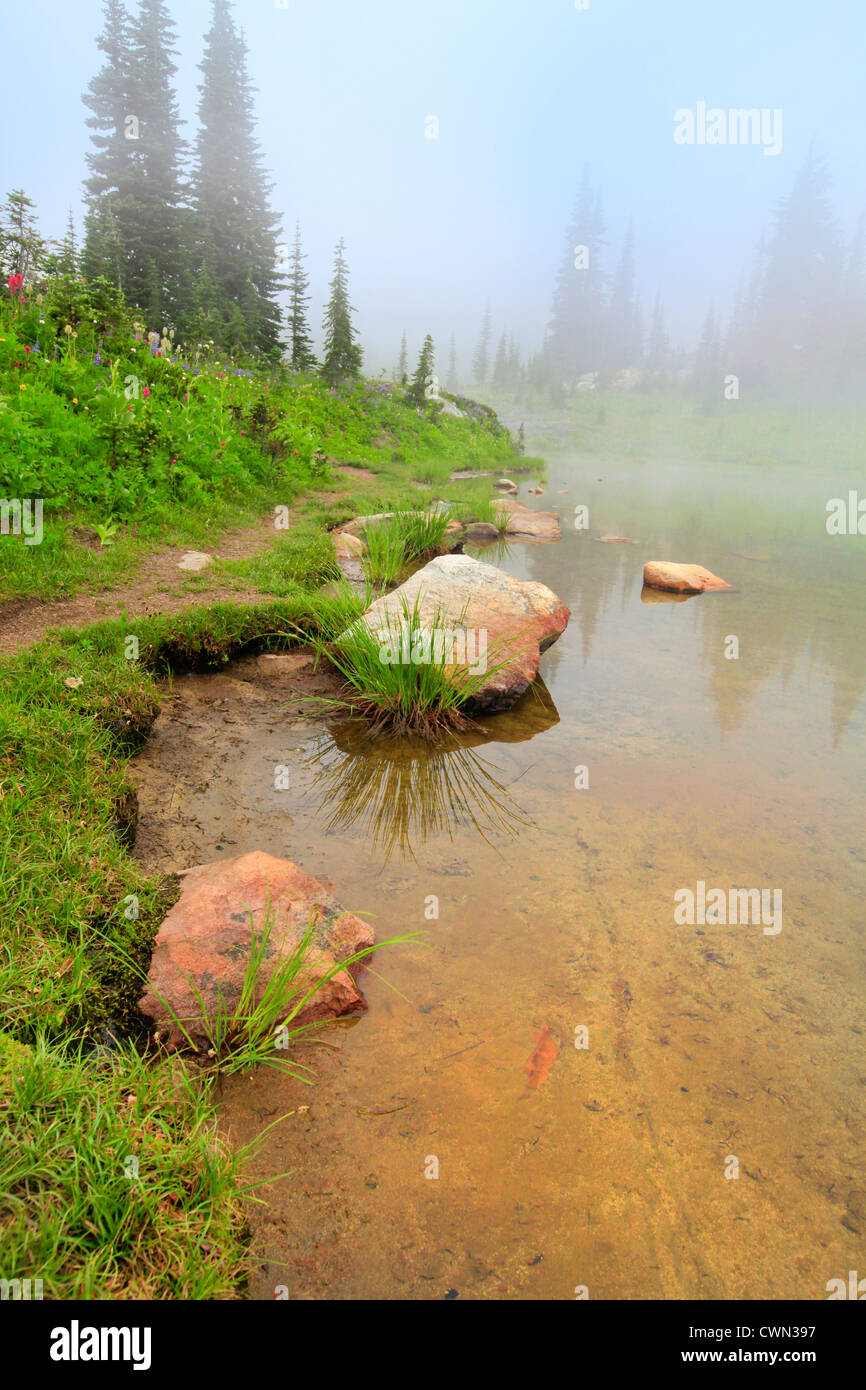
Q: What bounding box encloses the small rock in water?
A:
[643,561,731,594]
[493,478,518,493]
[177,550,212,572]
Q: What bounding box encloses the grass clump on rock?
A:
[306,591,511,739]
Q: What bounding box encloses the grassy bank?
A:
[0,276,532,1298]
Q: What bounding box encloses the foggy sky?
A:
[4,0,864,373]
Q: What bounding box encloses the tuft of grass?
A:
[303,592,525,738]
[145,901,410,1078]
[361,509,454,586]
[0,1033,260,1299]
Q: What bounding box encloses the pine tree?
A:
[286,221,317,370]
[43,211,81,278]
[82,0,135,291]
[545,167,608,384]
[446,333,458,391]
[646,292,669,372]
[397,329,408,383]
[492,329,509,388]
[407,334,435,407]
[125,0,187,324]
[742,151,840,388]
[189,0,284,355]
[320,238,362,385]
[606,219,640,368]
[0,190,45,280]
[472,303,491,384]
[507,333,521,390]
[693,303,722,402]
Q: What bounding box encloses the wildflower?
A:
[72,397,78,404]
[7,273,23,294]
[142,387,151,398]
[64,324,73,336]
[19,384,26,391]
[25,345,31,354]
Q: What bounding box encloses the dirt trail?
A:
[0,474,364,653]
[0,515,286,654]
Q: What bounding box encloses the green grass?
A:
[146,903,412,1079]
[0,274,529,1299]
[0,1033,266,1299]
[303,591,524,738]
[360,509,454,586]
[215,523,341,596]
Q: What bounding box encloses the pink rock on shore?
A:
[140,851,375,1050]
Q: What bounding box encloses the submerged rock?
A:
[350,553,570,714]
[493,497,562,539]
[643,561,731,593]
[140,851,375,1051]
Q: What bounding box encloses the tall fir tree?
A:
[0,190,45,279]
[492,329,509,388]
[472,302,492,384]
[606,219,641,368]
[82,0,135,292]
[545,166,607,383]
[693,303,722,402]
[126,0,187,324]
[320,238,362,385]
[407,334,435,407]
[646,292,669,372]
[397,329,408,383]
[446,333,458,391]
[286,222,317,370]
[189,0,284,355]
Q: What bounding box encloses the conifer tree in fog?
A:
[82,0,136,291]
[606,219,642,368]
[693,303,722,402]
[189,0,284,355]
[472,302,492,385]
[320,238,362,385]
[397,329,408,383]
[734,151,842,391]
[446,334,458,391]
[545,166,607,383]
[126,0,186,323]
[0,190,45,279]
[286,222,317,370]
[407,333,435,407]
[646,292,669,373]
[492,329,509,389]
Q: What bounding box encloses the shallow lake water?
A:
[132,453,866,1300]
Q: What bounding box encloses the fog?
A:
[5,0,864,376]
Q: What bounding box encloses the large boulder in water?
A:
[140,852,375,1051]
[643,561,731,594]
[350,553,570,714]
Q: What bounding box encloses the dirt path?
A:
[0,514,287,654]
[0,471,370,654]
